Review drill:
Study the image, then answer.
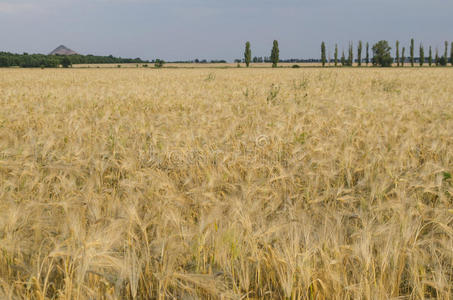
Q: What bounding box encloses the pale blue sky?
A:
[0,0,451,61]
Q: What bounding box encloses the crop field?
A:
[0,68,452,299]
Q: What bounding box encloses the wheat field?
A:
[0,68,452,299]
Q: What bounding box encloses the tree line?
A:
[319,39,453,67]
[0,52,148,68]
[241,40,453,68]
[2,40,452,68]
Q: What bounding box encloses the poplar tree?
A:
[348,42,353,66]
[244,41,251,67]
[435,49,439,66]
[428,46,433,66]
[357,41,362,66]
[410,38,414,67]
[419,44,424,66]
[341,51,346,66]
[444,41,448,62]
[451,42,453,66]
[365,42,369,66]
[270,40,279,68]
[401,47,405,67]
[321,42,327,67]
[396,41,400,67]
[334,44,338,67]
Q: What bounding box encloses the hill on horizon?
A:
[49,45,78,56]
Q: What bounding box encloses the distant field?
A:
[0,68,452,299]
[72,62,324,68]
[72,62,449,68]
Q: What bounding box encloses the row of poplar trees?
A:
[242,40,453,67]
[320,40,453,67]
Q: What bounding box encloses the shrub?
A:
[154,59,165,68]
[372,40,393,67]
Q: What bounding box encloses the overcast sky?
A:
[0,0,452,61]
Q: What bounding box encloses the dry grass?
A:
[0,68,452,299]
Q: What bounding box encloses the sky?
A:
[0,0,452,61]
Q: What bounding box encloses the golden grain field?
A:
[0,68,452,299]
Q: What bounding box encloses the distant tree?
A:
[0,56,9,67]
[444,41,448,62]
[321,42,326,67]
[401,47,406,67]
[61,56,72,68]
[347,42,353,66]
[439,55,447,66]
[451,42,453,66]
[334,44,338,66]
[419,44,424,66]
[396,41,400,67]
[244,41,251,67]
[365,42,369,66]
[428,46,433,66]
[0,51,148,68]
[410,38,414,67]
[154,59,165,68]
[341,51,346,66]
[357,41,362,66]
[372,40,393,67]
[270,40,279,68]
[435,49,439,66]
